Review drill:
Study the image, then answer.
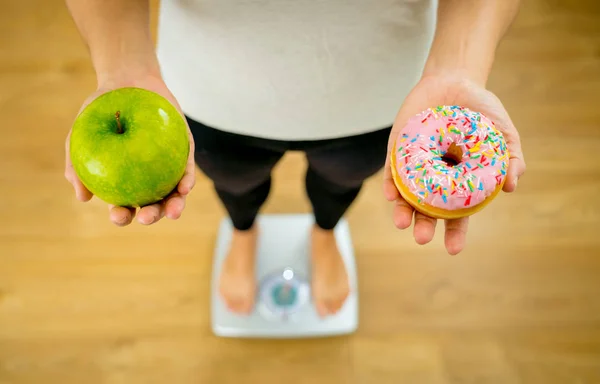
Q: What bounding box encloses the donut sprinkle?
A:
[394,105,508,210]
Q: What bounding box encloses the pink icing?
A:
[394,105,508,210]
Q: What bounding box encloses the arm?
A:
[65,0,161,85]
[64,0,196,227]
[422,0,521,86]
[383,0,525,255]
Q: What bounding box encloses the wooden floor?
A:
[1,0,600,383]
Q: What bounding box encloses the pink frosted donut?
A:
[390,105,509,219]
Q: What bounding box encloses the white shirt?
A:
[156,0,437,140]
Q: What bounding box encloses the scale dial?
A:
[257,268,310,321]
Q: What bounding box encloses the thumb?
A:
[384,87,432,202]
[64,162,94,202]
[472,89,527,192]
[64,131,93,202]
[65,89,111,202]
[503,134,526,193]
[496,110,526,192]
[383,148,400,201]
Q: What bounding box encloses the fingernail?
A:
[513,178,518,189]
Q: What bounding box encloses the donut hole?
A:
[441,143,463,167]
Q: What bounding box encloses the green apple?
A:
[69,87,190,208]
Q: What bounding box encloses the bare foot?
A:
[310,225,351,317]
[218,225,258,314]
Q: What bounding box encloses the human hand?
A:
[383,75,526,255]
[64,74,196,226]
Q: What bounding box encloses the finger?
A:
[413,211,437,245]
[164,193,186,220]
[383,152,400,201]
[65,170,93,202]
[137,202,165,225]
[65,133,93,202]
[108,205,135,227]
[393,197,414,230]
[177,167,196,196]
[444,217,469,255]
[383,118,405,202]
[177,130,196,196]
[498,117,526,192]
[385,83,436,202]
[503,155,526,193]
[74,180,93,202]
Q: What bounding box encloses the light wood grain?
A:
[1,0,600,383]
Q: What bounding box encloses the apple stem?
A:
[115,111,124,134]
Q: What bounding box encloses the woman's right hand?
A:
[64,74,196,227]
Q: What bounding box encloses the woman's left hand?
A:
[383,74,527,255]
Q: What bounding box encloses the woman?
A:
[64,0,526,317]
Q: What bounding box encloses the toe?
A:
[328,294,348,315]
[315,300,329,317]
[226,297,243,313]
[326,299,338,314]
[240,295,255,314]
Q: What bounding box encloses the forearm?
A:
[66,0,160,86]
[422,0,520,86]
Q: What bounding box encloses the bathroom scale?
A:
[210,213,358,338]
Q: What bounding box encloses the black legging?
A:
[187,116,391,230]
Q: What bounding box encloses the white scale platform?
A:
[211,214,358,338]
